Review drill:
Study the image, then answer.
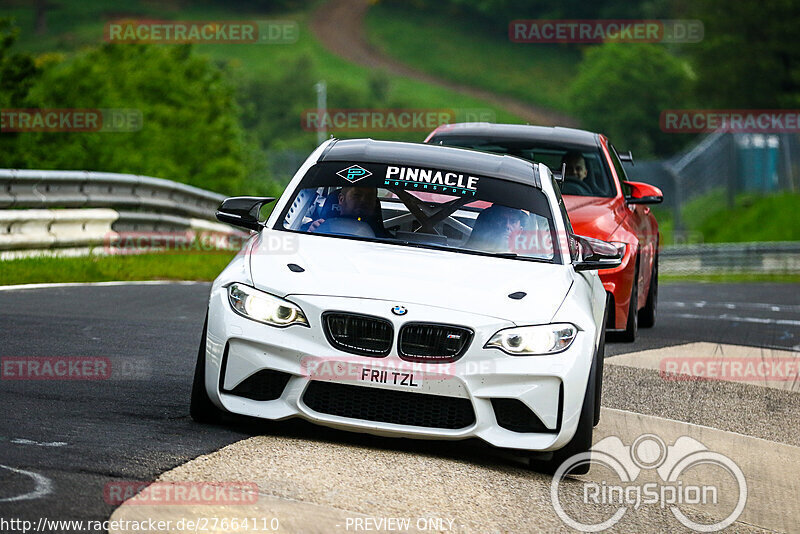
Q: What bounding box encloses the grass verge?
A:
[685,192,800,243]
[1,253,796,287]
[653,191,800,245]
[0,253,234,286]
[365,3,579,113]
[662,274,800,284]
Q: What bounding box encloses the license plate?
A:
[360,367,420,388]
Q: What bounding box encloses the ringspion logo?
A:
[551,434,747,532]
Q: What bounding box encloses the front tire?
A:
[190,313,226,424]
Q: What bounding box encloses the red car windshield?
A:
[429,140,616,198]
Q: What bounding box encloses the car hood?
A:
[248,231,574,324]
[563,194,625,239]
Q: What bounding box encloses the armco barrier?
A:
[0,169,241,258]
[0,169,225,219]
[660,242,800,275]
[0,209,118,251]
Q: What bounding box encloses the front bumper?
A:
[204,287,597,452]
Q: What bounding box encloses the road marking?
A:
[664,312,800,327]
[0,465,53,502]
[606,342,800,391]
[0,280,206,292]
[9,438,67,447]
[664,301,800,313]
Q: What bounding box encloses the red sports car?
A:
[425,123,662,341]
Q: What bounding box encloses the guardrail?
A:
[661,242,800,275]
[0,169,225,218]
[0,169,238,258]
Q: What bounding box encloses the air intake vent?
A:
[491,398,555,433]
[225,369,291,401]
[303,381,475,429]
[398,323,473,363]
[322,312,393,356]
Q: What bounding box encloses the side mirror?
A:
[572,234,623,271]
[216,196,276,231]
[625,181,663,205]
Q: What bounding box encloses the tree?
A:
[8,44,249,194]
[0,20,39,106]
[569,42,694,158]
[688,0,800,108]
[0,19,42,167]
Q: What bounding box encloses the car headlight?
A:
[485,323,577,355]
[227,283,308,327]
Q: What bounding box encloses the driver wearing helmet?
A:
[306,186,388,237]
[466,205,529,253]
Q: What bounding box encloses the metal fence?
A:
[661,241,800,275]
[625,132,800,236]
[0,169,225,218]
[0,169,237,258]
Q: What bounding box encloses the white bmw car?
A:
[191,139,621,473]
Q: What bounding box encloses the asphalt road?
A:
[0,281,798,530]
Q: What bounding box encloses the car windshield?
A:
[276,161,560,262]
[431,139,616,198]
